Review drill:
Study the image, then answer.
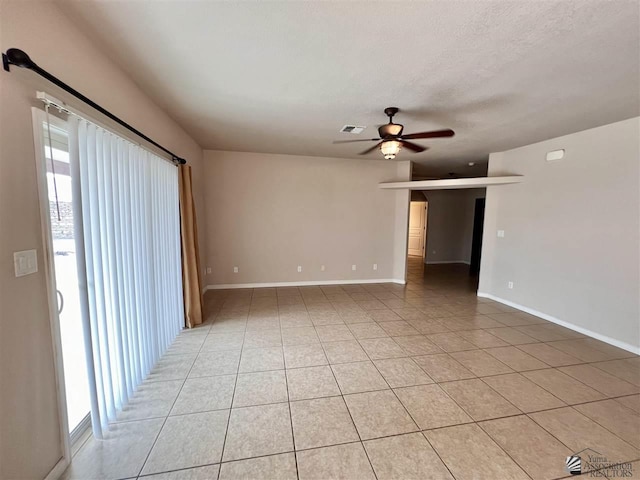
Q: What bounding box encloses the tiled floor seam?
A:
[134,339,202,478]
[356,323,544,480]
[282,349,300,480]
[215,321,247,480]
[522,407,639,468]
[353,330,473,479]
[359,342,459,479]
[321,351,380,479]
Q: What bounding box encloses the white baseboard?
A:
[425,260,471,265]
[204,278,406,291]
[45,457,69,480]
[477,292,640,355]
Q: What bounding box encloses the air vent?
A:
[340,125,366,134]
[546,149,565,161]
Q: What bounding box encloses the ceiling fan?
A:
[333,107,455,160]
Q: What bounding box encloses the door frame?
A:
[31,107,72,479]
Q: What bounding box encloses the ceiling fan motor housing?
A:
[378,123,404,138]
[379,107,403,138]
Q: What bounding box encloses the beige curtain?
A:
[178,164,203,328]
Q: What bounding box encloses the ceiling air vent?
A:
[340,125,366,134]
[546,149,565,161]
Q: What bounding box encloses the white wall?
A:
[421,189,485,264]
[479,117,640,352]
[203,151,410,286]
[393,161,412,279]
[0,2,204,478]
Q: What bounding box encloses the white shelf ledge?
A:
[378,175,523,190]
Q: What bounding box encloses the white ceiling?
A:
[57,1,639,177]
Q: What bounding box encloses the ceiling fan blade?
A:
[332,138,380,144]
[400,140,428,153]
[401,129,455,140]
[359,141,383,155]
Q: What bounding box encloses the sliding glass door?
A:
[33,103,184,446]
[34,113,91,441]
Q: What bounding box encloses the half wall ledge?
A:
[378,176,523,190]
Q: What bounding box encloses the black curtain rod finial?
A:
[5,48,36,69]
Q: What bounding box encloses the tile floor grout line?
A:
[523,406,640,469]
[134,324,209,478]
[511,342,584,366]
[560,404,640,455]
[353,310,488,480]
[419,431,467,480]
[136,350,204,478]
[214,318,247,480]
[516,366,621,404]
[439,375,525,420]
[479,345,555,370]
[280,328,301,480]
[522,406,611,470]
[470,420,536,480]
[361,342,459,480]
[322,348,380,480]
[557,366,638,397]
[476,372,570,411]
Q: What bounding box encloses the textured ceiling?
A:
[57,0,639,177]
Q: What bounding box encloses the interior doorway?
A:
[406,188,486,285]
[407,201,427,258]
[469,197,486,275]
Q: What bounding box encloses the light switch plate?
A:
[14,249,38,277]
[497,230,505,238]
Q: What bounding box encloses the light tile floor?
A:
[64,259,640,480]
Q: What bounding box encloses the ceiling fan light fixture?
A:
[380,140,401,160]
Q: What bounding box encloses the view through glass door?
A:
[40,118,91,439]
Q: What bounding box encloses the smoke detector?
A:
[340,125,366,134]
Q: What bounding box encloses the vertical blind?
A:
[68,117,184,436]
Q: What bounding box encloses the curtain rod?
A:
[3,48,187,165]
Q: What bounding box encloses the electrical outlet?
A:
[497,230,505,238]
[508,281,514,289]
[297,265,302,273]
[206,267,212,275]
[233,266,239,273]
[320,265,325,272]
[373,263,378,271]
[351,265,357,271]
